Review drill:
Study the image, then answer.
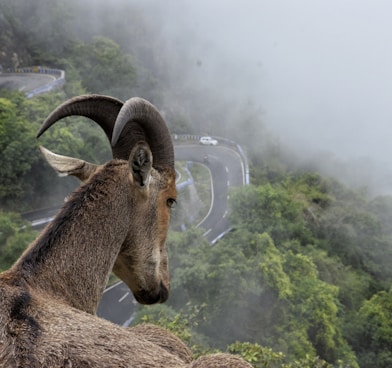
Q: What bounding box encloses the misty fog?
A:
[115,0,392,196]
[7,0,391,195]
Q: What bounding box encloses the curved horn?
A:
[36,95,124,151]
[112,97,174,169]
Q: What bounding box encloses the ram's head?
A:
[37,95,176,304]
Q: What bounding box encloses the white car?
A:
[199,136,218,146]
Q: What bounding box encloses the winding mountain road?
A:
[0,67,65,97]
[0,73,55,93]
[175,144,245,243]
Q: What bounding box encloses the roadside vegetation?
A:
[1,1,392,367]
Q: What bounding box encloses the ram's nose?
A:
[134,282,169,305]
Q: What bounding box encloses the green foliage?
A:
[229,342,336,368]
[161,166,391,366]
[164,226,358,366]
[348,288,392,368]
[0,96,40,209]
[69,36,136,100]
[314,180,392,284]
[228,183,313,246]
[0,0,74,66]
[259,234,292,299]
[170,115,194,134]
[0,211,37,271]
[228,342,285,368]
[0,88,115,210]
[281,355,332,368]
[284,251,341,360]
[133,302,214,358]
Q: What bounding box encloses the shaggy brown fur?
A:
[191,353,253,368]
[0,276,184,367]
[130,324,193,364]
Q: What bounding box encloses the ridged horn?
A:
[112,97,174,170]
[36,95,124,155]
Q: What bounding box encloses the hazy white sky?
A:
[150,0,392,166]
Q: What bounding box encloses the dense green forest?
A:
[1,1,392,367]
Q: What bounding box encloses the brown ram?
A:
[0,95,251,367]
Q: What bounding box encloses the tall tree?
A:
[349,289,392,368]
[0,96,39,209]
[70,36,136,100]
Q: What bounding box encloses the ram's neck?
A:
[12,163,131,314]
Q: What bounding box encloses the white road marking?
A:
[103,281,122,293]
[122,315,134,327]
[118,292,129,303]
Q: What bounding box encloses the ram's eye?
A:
[166,198,177,208]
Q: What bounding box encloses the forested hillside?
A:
[1,1,392,367]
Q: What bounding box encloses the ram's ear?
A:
[129,142,153,188]
[39,146,100,182]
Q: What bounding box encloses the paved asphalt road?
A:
[97,281,136,326]
[175,144,245,243]
[0,73,56,94]
[97,143,246,325]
